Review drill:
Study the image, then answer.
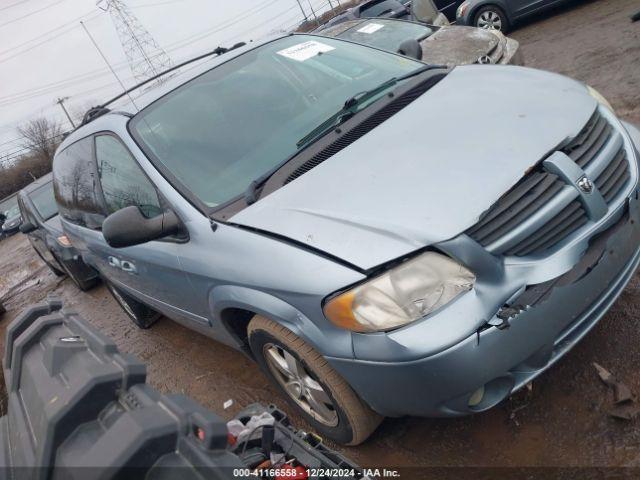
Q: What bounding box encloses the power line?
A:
[0,10,100,58]
[131,0,185,8]
[0,132,68,164]
[0,0,33,13]
[0,0,67,28]
[99,0,173,83]
[0,1,331,139]
[0,0,280,98]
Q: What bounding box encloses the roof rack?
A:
[79,42,247,127]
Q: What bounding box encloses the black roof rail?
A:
[78,42,247,127]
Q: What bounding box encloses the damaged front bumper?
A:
[327,122,640,418]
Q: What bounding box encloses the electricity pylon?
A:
[97,0,173,84]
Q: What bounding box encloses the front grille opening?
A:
[467,109,631,258]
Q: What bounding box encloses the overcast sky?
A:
[0,0,332,159]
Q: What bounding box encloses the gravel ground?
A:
[1,0,639,472]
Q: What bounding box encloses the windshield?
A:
[5,205,20,219]
[334,20,431,51]
[130,35,422,208]
[29,182,58,221]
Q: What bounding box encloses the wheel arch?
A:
[469,1,510,26]
[211,285,353,359]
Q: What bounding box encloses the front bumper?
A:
[2,224,20,235]
[502,38,523,66]
[328,122,640,418]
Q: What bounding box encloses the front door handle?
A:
[108,256,138,274]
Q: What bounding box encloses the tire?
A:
[474,5,509,33]
[248,315,382,445]
[56,257,99,292]
[105,281,160,329]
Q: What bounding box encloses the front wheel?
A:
[474,5,509,32]
[105,281,160,329]
[248,315,382,445]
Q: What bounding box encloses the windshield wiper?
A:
[245,64,445,206]
[296,64,443,149]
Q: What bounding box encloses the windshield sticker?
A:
[277,41,335,61]
[357,23,384,34]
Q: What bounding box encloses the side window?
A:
[53,137,106,229]
[95,135,162,218]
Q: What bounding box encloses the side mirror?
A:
[19,220,36,234]
[102,206,183,248]
[397,39,423,60]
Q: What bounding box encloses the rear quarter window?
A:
[52,137,106,229]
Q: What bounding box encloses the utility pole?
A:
[294,0,308,21]
[80,21,129,96]
[56,97,75,129]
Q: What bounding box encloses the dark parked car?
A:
[320,18,522,66]
[456,0,575,32]
[1,204,22,237]
[319,0,411,30]
[407,0,466,21]
[18,174,99,291]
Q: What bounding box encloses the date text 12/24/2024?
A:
[232,468,401,477]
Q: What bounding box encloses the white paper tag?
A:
[277,41,335,62]
[357,23,384,34]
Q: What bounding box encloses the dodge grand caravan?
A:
[52,34,640,445]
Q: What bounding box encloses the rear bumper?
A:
[328,122,640,418]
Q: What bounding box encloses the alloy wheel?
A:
[477,10,502,30]
[263,343,339,427]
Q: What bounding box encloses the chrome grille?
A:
[563,110,613,168]
[467,109,632,257]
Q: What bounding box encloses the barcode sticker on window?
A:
[357,23,384,34]
[277,41,335,61]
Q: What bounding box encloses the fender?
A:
[209,285,355,360]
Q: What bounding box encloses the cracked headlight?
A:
[323,251,475,333]
[587,85,615,113]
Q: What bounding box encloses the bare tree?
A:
[17,117,64,164]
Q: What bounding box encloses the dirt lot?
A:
[1,0,640,473]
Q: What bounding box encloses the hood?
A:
[421,26,502,66]
[230,66,597,270]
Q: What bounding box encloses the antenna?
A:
[97,0,173,84]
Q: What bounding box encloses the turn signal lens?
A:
[57,235,72,247]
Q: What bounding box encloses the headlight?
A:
[323,251,475,333]
[456,1,470,18]
[587,85,615,113]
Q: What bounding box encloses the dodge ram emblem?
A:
[577,175,594,194]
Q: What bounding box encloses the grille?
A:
[563,109,613,168]
[467,110,631,257]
